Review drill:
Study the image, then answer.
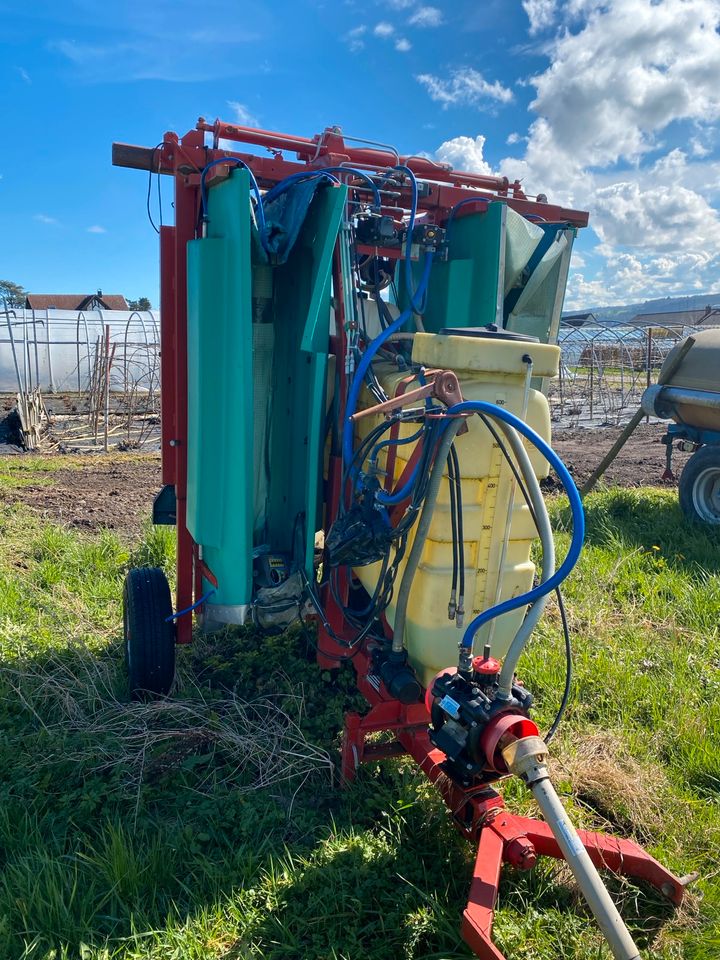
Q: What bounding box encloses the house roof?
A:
[630,307,720,326]
[562,311,597,326]
[25,293,129,311]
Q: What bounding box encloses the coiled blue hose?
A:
[440,401,584,650]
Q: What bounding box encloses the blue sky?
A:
[2,0,720,308]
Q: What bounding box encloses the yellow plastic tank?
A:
[353,330,560,685]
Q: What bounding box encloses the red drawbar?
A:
[335,643,689,960]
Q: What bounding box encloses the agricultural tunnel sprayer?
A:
[113,118,692,960]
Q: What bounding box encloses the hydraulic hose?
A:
[342,252,434,469]
[375,425,432,505]
[444,401,584,658]
[200,159,266,239]
[391,419,463,653]
[262,167,381,208]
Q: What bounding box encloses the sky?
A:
[1,0,720,310]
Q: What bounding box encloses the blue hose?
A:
[262,167,382,208]
[439,401,584,650]
[165,589,216,622]
[200,158,264,226]
[445,196,492,241]
[370,423,425,464]
[375,428,430,505]
[342,251,434,469]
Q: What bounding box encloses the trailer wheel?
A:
[679,446,720,525]
[123,567,176,698]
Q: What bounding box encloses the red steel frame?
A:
[113,121,686,959]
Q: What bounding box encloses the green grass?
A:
[0,485,718,958]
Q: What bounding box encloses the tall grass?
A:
[0,487,718,958]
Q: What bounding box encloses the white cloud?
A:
[691,137,711,158]
[34,214,59,225]
[344,25,367,51]
[484,0,720,304]
[386,0,414,7]
[409,6,443,27]
[416,68,513,108]
[17,67,31,83]
[374,21,395,37]
[227,100,259,127]
[522,0,558,33]
[506,132,522,145]
[528,0,720,170]
[435,134,494,175]
[395,37,412,52]
[87,225,107,234]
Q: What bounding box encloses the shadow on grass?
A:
[0,622,690,960]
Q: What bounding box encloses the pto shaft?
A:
[502,736,641,960]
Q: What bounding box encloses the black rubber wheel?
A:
[679,445,720,525]
[123,567,176,698]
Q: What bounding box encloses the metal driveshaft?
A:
[501,736,641,960]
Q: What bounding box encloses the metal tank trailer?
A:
[114,118,692,960]
[643,328,720,524]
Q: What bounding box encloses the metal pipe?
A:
[529,775,640,959]
[200,119,514,193]
[644,384,720,417]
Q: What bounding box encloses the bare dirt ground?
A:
[551,421,690,488]
[0,455,162,539]
[0,422,686,541]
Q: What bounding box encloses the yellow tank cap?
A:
[413,331,560,379]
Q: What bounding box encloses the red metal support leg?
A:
[520,816,688,905]
[462,825,507,960]
[171,162,199,645]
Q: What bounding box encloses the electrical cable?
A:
[146,142,164,234]
[369,423,425,467]
[447,448,459,614]
[449,441,465,616]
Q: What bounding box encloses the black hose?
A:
[447,451,458,605]
[449,442,465,606]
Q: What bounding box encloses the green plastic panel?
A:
[186,170,254,608]
[267,184,347,574]
[186,169,346,610]
[400,202,506,331]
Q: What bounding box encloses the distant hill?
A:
[569,291,720,325]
